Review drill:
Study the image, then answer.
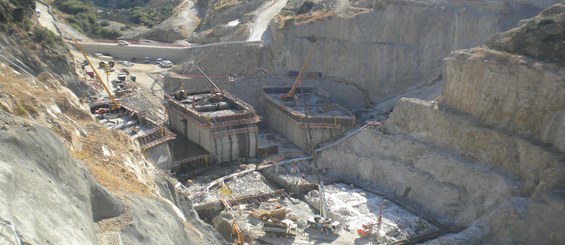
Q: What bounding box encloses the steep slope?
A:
[0,65,227,244]
[0,4,227,244]
[317,4,565,244]
[268,0,559,105]
[0,0,92,97]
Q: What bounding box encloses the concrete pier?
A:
[262,87,355,151]
[166,91,260,163]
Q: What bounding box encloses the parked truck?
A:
[262,221,297,238]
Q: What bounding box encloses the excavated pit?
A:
[184,159,451,244]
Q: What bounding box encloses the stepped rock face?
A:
[386,98,563,193]
[269,0,558,104]
[318,3,565,244]
[441,49,564,140]
[318,127,517,227]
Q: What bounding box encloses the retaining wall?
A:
[166,94,259,163]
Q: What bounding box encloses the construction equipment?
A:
[357,222,376,237]
[71,38,120,110]
[297,55,341,234]
[280,45,315,100]
[231,220,244,245]
[357,201,385,237]
[196,65,222,94]
[306,180,342,234]
[262,221,298,238]
[250,207,287,223]
[307,216,342,234]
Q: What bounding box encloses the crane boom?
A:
[72,39,120,110]
[280,45,315,100]
[196,65,222,93]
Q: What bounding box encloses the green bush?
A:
[55,0,94,15]
[33,26,58,46]
[129,6,171,27]
[94,27,121,39]
[539,18,555,25]
[55,0,97,33]
[101,20,110,26]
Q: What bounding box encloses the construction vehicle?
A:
[357,222,376,237]
[306,180,342,234]
[251,207,287,223]
[71,38,120,110]
[307,216,341,234]
[280,44,315,100]
[357,202,385,238]
[262,221,298,238]
[231,220,244,245]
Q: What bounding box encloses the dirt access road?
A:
[248,0,288,41]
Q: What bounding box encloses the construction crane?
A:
[280,44,315,100]
[231,220,244,245]
[299,62,341,234]
[72,38,120,110]
[196,65,222,94]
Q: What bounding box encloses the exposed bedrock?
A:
[316,4,565,243]
[317,127,518,227]
[0,115,113,244]
[386,98,564,193]
[268,0,558,104]
[440,48,565,145]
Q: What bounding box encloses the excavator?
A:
[280,44,316,101]
[231,220,244,245]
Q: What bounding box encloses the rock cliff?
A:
[269,0,559,105]
[317,3,565,244]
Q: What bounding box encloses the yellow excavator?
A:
[72,38,120,110]
[280,44,316,101]
[231,220,243,245]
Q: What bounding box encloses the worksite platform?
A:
[165,91,260,163]
[262,87,356,151]
[90,102,176,168]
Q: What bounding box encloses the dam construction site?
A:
[0,0,564,244]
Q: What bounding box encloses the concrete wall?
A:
[77,43,191,63]
[167,103,257,163]
[145,144,173,169]
[263,101,349,151]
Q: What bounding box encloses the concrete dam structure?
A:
[166,90,260,163]
[262,87,355,151]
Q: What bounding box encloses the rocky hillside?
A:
[317,4,565,244]
[0,0,92,97]
[268,0,560,105]
[0,4,226,244]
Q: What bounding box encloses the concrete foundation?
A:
[166,91,260,163]
[262,87,355,151]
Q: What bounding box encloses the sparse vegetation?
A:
[53,0,124,38]
[94,26,121,39]
[212,0,243,11]
[539,17,555,25]
[52,0,172,36]
[129,6,172,27]
[33,26,58,46]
